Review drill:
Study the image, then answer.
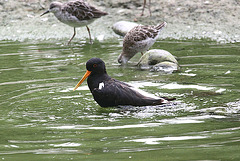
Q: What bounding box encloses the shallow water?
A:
[0,39,240,160]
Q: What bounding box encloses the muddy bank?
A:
[0,0,239,43]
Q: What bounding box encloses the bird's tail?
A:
[156,22,167,30]
[152,97,176,105]
[162,96,176,101]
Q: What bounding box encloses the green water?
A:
[0,40,240,161]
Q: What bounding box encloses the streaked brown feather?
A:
[64,0,107,21]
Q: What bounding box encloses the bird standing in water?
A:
[118,22,167,64]
[73,58,175,107]
[40,0,108,45]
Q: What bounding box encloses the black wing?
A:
[92,78,166,107]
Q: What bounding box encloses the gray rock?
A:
[150,61,179,73]
[112,21,139,36]
[137,49,179,73]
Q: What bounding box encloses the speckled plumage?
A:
[61,0,107,24]
[118,22,167,64]
[41,0,108,44]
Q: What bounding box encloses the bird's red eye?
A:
[93,64,97,67]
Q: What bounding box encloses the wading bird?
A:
[73,58,175,107]
[41,0,108,45]
[118,22,167,64]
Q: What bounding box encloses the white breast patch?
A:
[98,82,105,90]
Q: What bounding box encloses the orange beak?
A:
[73,70,92,91]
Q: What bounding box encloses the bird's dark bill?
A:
[40,10,50,16]
[73,70,92,91]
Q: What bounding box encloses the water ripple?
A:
[130,136,209,145]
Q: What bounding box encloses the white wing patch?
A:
[98,82,105,90]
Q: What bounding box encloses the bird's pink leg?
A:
[141,0,146,16]
[86,26,93,44]
[68,27,76,45]
[148,0,152,16]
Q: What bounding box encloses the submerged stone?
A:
[137,49,179,73]
[112,21,139,36]
[150,61,179,73]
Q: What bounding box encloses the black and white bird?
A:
[73,58,175,107]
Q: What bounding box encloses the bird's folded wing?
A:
[65,1,107,20]
[95,79,164,106]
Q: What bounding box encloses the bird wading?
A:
[73,58,175,107]
[41,0,108,45]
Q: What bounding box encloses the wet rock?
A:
[150,61,179,73]
[112,21,139,36]
[137,49,179,73]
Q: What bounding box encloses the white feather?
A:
[98,82,104,90]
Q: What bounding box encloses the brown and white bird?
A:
[41,0,108,44]
[118,22,167,64]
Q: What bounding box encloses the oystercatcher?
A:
[73,58,175,107]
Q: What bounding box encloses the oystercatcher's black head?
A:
[86,58,106,74]
[73,58,106,91]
